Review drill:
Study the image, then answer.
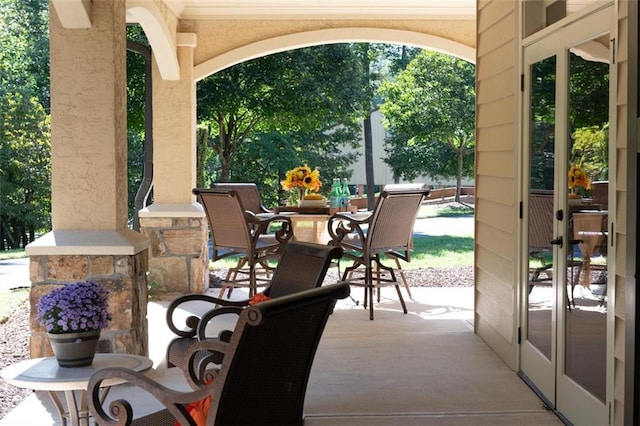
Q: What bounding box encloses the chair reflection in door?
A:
[528,190,582,308]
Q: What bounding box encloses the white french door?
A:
[520,5,614,425]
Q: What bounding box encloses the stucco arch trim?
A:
[127,3,180,80]
[194,27,475,81]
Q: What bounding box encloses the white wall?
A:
[345,110,474,187]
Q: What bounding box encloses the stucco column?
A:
[27,1,149,358]
[139,33,208,294]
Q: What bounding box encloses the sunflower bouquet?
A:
[568,164,591,198]
[281,165,322,203]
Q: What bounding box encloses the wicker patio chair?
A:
[528,190,555,284]
[193,188,293,299]
[328,188,429,320]
[165,241,343,371]
[88,283,351,426]
[208,183,276,286]
[528,190,581,308]
[209,182,271,214]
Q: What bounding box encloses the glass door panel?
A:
[527,55,557,361]
[563,35,609,404]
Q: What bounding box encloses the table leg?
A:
[63,390,91,426]
[46,390,96,426]
[45,391,67,426]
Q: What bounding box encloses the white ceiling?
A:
[161,0,477,20]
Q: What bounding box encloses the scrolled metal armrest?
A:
[327,214,370,246]
[88,367,214,426]
[166,294,249,338]
[246,212,293,245]
[184,339,229,389]
[196,306,244,341]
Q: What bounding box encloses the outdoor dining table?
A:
[271,206,364,245]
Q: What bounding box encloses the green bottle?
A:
[329,178,341,208]
[341,178,351,210]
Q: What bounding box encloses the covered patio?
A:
[18,0,640,424]
[1,285,562,425]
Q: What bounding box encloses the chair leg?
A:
[375,258,408,316]
[365,267,374,320]
[391,256,412,299]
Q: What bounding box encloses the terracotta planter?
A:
[47,330,100,368]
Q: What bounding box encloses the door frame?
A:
[517,2,616,424]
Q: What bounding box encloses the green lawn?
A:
[417,203,475,219]
[0,288,29,324]
[0,249,27,261]
[0,207,474,320]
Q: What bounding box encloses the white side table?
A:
[1,353,153,426]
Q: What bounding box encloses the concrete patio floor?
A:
[1,284,563,425]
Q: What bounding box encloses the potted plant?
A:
[36,280,112,367]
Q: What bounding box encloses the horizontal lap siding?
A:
[475,0,518,368]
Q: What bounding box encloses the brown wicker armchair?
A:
[165,241,343,371]
[209,182,271,214]
[88,283,351,426]
[193,188,293,298]
[328,188,429,320]
[528,190,582,308]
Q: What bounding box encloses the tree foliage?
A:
[379,51,475,200]
[197,43,370,195]
[0,0,51,249]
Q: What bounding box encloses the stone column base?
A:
[26,229,150,358]
[139,202,208,295]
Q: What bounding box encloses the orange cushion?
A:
[175,379,214,426]
[248,292,271,305]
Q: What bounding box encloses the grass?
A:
[209,218,475,273]
[409,234,474,268]
[0,249,27,261]
[417,203,475,219]
[0,288,29,324]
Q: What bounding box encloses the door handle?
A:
[550,236,563,248]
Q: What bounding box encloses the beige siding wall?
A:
[475,0,518,368]
[614,2,628,424]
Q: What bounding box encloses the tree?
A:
[379,51,475,202]
[0,0,51,249]
[197,44,370,183]
[230,126,361,207]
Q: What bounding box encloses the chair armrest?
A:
[166,294,250,338]
[184,339,230,388]
[327,213,370,246]
[88,366,216,426]
[245,212,293,243]
[259,204,272,214]
[197,306,244,341]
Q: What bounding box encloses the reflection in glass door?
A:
[521,7,612,425]
[527,54,556,363]
[561,34,609,404]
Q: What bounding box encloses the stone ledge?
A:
[138,202,204,218]
[25,229,149,256]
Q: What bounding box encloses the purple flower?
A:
[36,281,112,334]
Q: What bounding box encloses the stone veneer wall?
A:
[29,250,149,358]
[140,216,208,294]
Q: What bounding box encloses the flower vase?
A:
[297,188,307,207]
[48,330,100,367]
